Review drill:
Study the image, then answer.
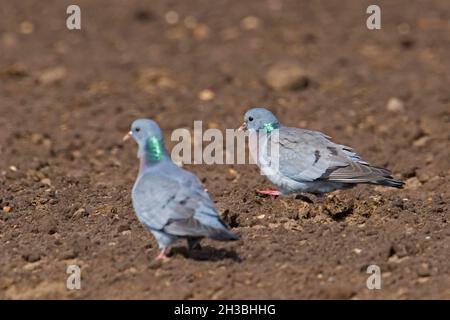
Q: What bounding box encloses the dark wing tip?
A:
[375,177,405,189]
[210,228,240,241]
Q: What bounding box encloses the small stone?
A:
[4,63,27,77]
[353,248,362,254]
[413,136,429,147]
[165,11,179,25]
[264,62,310,91]
[198,89,215,101]
[3,206,12,213]
[240,16,261,30]
[9,166,17,172]
[22,252,41,263]
[405,177,421,189]
[207,122,219,129]
[193,24,210,40]
[38,66,67,85]
[72,208,88,219]
[386,97,405,112]
[228,168,239,177]
[117,224,130,233]
[268,223,280,228]
[20,21,34,34]
[62,249,78,260]
[31,133,44,144]
[257,214,265,219]
[417,263,430,277]
[41,178,52,186]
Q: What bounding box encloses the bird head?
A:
[123,119,164,158]
[240,107,279,133]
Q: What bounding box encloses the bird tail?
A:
[371,176,404,189]
[164,218,240,241]
[209,228,240,241]
[323,163,404,189]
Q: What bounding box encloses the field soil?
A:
[0,0,449,299]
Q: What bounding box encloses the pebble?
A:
[22,252,41,263]
[3,206,12,213]
[41,178,52,186]
[117,224,131,233]
[264,62,310,91]
[405,177,422,189]
[72,208,88,219]
[193,24,210,40]
[4,63,27,77]
[165,11,179,25]
[62,249,78,260]
[417,263,430,277]
[240,16,261,30]
[20,21,34,34]
[38,66,67,85]
[413,136,429,147]
[198,89,215,101]
[386,97,405,112]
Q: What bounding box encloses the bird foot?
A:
[155,248,170,261]
[257,189,281,196]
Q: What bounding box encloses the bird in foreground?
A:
[239,107,404,196]
[123,119,239,260]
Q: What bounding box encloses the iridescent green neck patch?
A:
[262,122,279,134]
[146,136,164,162]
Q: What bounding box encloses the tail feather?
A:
[323,162,404,188]
[372,177,404,189]
[164,218,239,241]
[209,228,240,241]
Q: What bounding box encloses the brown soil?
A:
[0,0,449,299]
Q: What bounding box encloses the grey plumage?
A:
[126,119,238,259]
[242,107,404,195]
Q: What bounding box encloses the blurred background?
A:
[0,0,449,299]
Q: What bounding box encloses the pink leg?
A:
[257,189,281,196]
[155,247,170,261]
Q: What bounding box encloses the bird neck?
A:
[140,136,166,167]
[261,122,279,134]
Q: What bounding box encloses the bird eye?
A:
[135,127,141,132]
[249,117,254,121]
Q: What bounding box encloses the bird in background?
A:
[123,119,239,260]
[239,107,404,197]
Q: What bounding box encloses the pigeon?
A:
[239,107,404,196]
[123,119,239,260]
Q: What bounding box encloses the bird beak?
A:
[122,131,132,142]
[238,122,247,131]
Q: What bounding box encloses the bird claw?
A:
[257,189,281,196]
[155,248,170,261]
